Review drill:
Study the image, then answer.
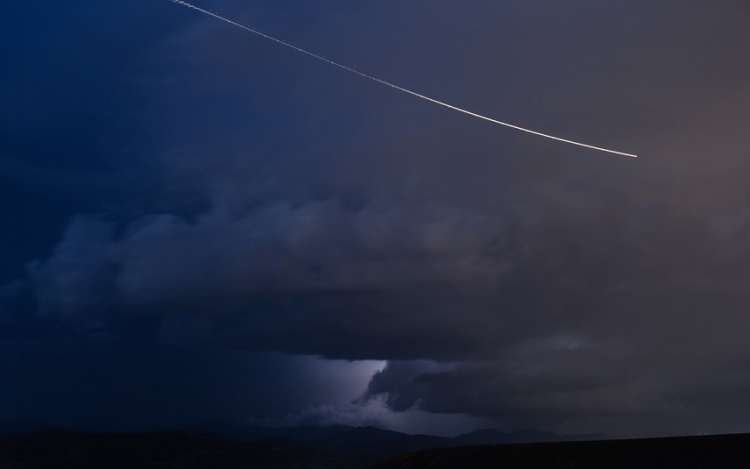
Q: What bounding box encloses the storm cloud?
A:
[3,0,750,435]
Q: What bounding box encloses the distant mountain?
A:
[452,428,510,445]
[0,418,51,435]
[2,419,605,446]
[309,426,409,446]
[180,424,453,464]
[183,422,357,441]
[453,427,606,445]
[0,421,615,468]
[182,422,597,445]
[452,427,561,445]
[269,424,359,442]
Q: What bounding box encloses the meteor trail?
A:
[171,0,637,158]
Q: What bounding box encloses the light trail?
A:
[171,0,637,158]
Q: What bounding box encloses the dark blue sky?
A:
[2,0,750,436]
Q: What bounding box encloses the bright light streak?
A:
[171,0,637,158]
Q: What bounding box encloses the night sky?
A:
[2,0,750,437]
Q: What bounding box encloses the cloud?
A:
[247,403,385,429]
[30,191,511,309]
[28,217,117,317]
[247,399,491,437]
[0,280,27,305]
[7,0,750,436]
[361,341,646,432]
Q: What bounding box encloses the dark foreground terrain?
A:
[373,433,750,469]
[2,426,750,468]
[0,426,448,469]
[0,423,593,468]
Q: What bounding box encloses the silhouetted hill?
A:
[184,422,357,441]
[371,433,750,469]
[451,428,508,445]
[0,419,51,435]
[452,427,606,446]
[310,426,409,446]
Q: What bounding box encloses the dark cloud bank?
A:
[2,0,750,436]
